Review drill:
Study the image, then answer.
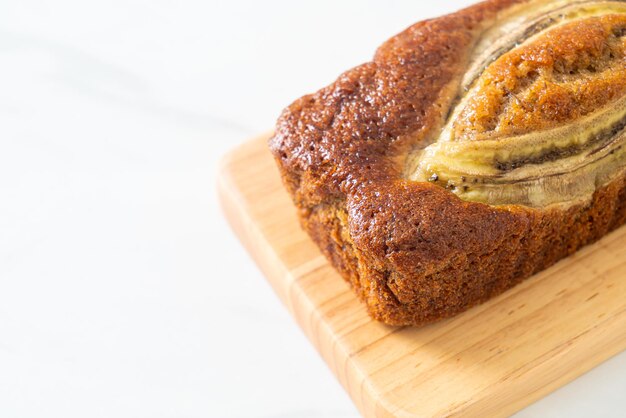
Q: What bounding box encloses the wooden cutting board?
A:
[217,133,626,418]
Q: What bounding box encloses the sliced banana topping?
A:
[409,2,626,207]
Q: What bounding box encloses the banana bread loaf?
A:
[269,0,626,326]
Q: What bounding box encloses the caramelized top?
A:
[409,2,626,206]
[272,0,626,212]
[455,14,626,140]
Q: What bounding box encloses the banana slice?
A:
[410,5,626,207]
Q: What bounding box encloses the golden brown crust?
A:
[269,0,626,326]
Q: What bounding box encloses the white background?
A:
[1,1,625,417]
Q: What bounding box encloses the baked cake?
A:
[269,0,626,326]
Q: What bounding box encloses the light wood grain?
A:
[217,134,626,418]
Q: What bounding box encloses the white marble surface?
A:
[1,1,625,417]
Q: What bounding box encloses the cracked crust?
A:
[269,0,626,326]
